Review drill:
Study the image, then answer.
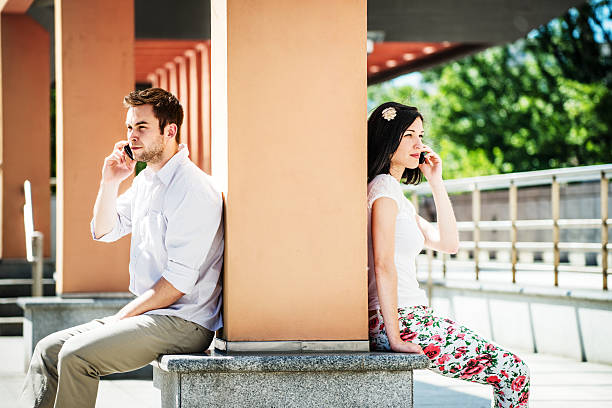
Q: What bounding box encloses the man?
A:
[20,88,224,408]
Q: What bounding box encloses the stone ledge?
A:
[153,351,430,408]
[154,350,430,373]
[17,295,133,310]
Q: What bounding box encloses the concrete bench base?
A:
[17,295,151,379]
[153,352,430,408]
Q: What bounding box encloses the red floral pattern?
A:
[487,375,502,387]
[511,375,527,392]
[423,344,441,359]
[369,306,530,408]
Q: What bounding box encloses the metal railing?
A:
[23,180,44,296]
[404,164,612,290]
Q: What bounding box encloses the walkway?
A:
[2,337,612,407]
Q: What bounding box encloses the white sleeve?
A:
[90,185,134,243]
[367,176,402,210]
[162,188,223,295]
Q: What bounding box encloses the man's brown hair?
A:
[123,88,184,143]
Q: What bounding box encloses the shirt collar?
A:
[153,144,189,186]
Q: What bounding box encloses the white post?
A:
[23,180,44,296]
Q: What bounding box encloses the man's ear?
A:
[165,123,178,140]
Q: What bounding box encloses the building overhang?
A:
[135,39,207,84]
[26,0,588,85]
[367,42,490,85]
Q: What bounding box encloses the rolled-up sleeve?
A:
[162,188,222,294]
[90,186,134,243]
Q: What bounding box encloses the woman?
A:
[367,102,530,408]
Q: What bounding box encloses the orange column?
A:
[175,56,189,151]
[156,68,168,90]
[185,50,201,168]
[55,0,133,293]
[197,43,211,174]
[147,73,158,88]
[166,62,178,97]
[212,0,367,342]
[0,14,50,258]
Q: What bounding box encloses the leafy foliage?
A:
[369,0,612,177]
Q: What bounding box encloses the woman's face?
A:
[390,117,425,169]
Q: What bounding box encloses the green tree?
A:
[420,0,612,173]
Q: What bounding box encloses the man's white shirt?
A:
[91,145,223,331]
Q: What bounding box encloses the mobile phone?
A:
[123,145,134,161]
[419,151,427,164]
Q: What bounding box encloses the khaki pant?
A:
[20,314,214,408]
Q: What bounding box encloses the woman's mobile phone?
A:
[124,145,134,161]
[419,152,427,164]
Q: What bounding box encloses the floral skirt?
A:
[369,305,530,408]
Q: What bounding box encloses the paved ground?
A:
[3,336,612,407]
[414,353,612,408]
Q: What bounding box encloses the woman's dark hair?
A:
[368,101,423,184]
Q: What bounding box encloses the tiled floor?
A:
[3,336,612,407]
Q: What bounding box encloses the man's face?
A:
[125,104,166,163]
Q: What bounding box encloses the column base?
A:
[214,338,369,353]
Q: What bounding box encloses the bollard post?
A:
[31,232,44,297]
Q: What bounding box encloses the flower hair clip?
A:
[382,107,397,121]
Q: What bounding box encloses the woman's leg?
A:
[370,306,530,408]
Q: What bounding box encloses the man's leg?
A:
[20,318,106,408]
[53,314,212,408]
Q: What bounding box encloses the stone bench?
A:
[152,351,430,408]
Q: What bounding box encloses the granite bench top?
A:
[17,296,134,309]
[153,351,430,374]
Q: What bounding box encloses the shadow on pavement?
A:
[414,380,491,408]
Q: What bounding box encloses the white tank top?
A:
[367,174,428,310]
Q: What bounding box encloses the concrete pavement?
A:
[3,336,612,407]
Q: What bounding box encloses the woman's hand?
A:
[390,338,425,354]
[418,145,443,184]
[101,141,136,185]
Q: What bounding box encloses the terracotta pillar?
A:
[197,43,211,174]
[156,68,168,90]
[55,0,133,292]
[211,0,367,344]
[0,14,50,258]
[147,73,158,88]
[185,50,201,168]
[166,62,178,97]
[175,56,189,150]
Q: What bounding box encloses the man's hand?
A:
[102,141,136,185]
[113,278,184,320]
[93,141,136,239]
